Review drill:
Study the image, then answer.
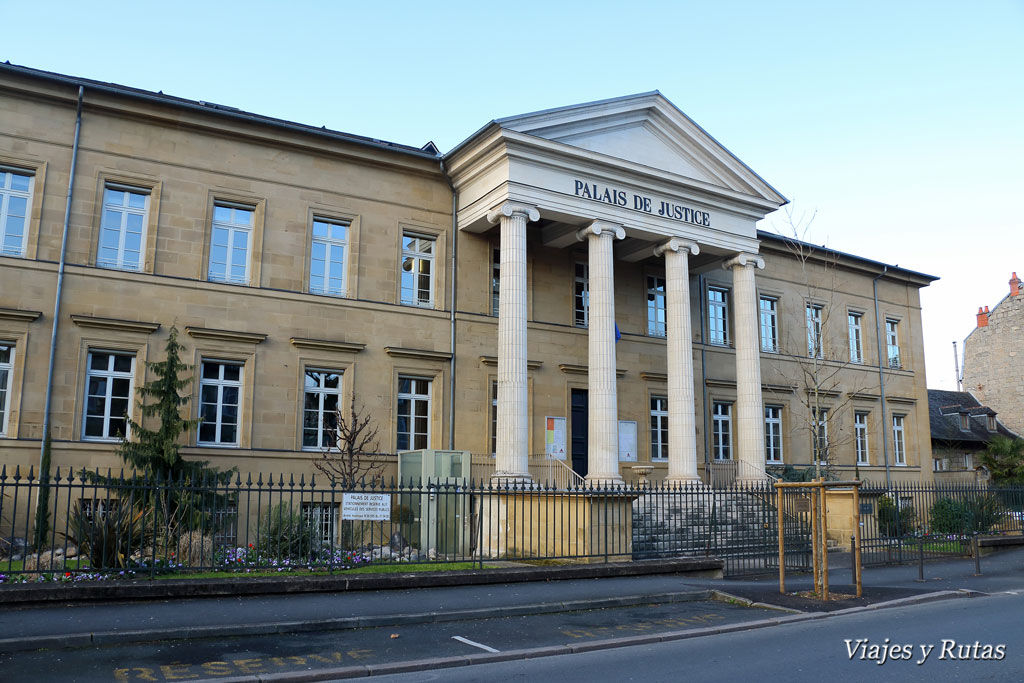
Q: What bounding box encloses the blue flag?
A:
[615,323,621,343]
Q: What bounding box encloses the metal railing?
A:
[0,466,817,580]
[470,453,585,489]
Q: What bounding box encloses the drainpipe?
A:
[872,266,891,488]
[439,159,457,450]
[34,85,84,546]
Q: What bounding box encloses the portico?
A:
[447,92,787,485]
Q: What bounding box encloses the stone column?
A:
[577,221,626,484]
[486,202,540,483]
[724,252,767,482]
[654,238,700,483]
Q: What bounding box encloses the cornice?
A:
[185,327,267,344]
[0,307,42,323]
[887,396,918,405]
[559,364,627,378]
[640,372,667,382]
[384,347,452,362]
[290,337,366,354]
[479,355,543,370]
[70,314,159,334]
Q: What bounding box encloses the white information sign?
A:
[618,420,638,462]
[341,492,391,521]
[545,416,567,460]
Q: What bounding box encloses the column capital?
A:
[654,238,700,258]
[486,202,540,224]
[723,252,765,270]
[576,220,625,242]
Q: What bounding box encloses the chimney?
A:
[1011,272,1021,297]
[977,306,989,327]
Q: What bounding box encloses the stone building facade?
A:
[962,273,1023,436]
[0,64,937,486]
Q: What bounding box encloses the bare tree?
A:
[313,397,386,488]
[767,207,870,481]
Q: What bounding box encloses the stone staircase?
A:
[631,490,809,568]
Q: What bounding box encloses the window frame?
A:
[400,232,436,307]
[707,287,729,346]
[396,375,432,451]
[491,247,501,317]
[855,411,870,465]
[848,311,864,364]
[759,296,778,353]
[987,415,997,431]
[764,405,783,463]
[806,303,824,359]
[650,395,669,461]
[885,318,901,368]
[712,401,732,461]
[892,414,907,465]
[301,368,344,451]
[197,360,244,447]
[0,342,14,437]
[647,275,667,337]
[96,184,150,271]
[574,261,589,328]
[490,379,498,456]
[0,167,34,258]
[82,350,136,442]
[301,502,340,546]
[207,201,256,285]
[308,217,349,297]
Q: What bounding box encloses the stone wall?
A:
[963,277,1023,435]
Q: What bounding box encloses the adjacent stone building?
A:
[928,389,1017,483]
[962,272,1023,436]
[0,63,938,487]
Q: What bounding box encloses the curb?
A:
[0,589,714,654]
[183,589,981,682]
[0,557,723,606]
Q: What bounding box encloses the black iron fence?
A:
[858,482,1024,567]
[0,467,821,580]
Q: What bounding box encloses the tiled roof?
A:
[928,389,1017,443]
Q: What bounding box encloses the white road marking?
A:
[452,635,500,653]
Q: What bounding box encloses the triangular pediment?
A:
[495,92,785,204]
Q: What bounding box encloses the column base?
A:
[664,475,705,488]
[585,473,625,487]
[490,472,533,488]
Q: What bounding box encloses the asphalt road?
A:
[370,591,1024,683]
[0,599,778,682]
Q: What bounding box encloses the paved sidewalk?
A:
[1,547,1020,655]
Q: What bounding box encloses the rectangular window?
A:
[959,413,970,430]
[708,287,729,346]
[886,319,901,368]
[712,402,732,460]
[987,416,996,431]
[848,312,863,364]
[400,233,435,306]
[764,405,783,463]
[855,412,870,465]
[490,380,498,456]
[759,297,778,353]
[892,414,906,465]
[0,342,13,436]
[491,248,500,317]
[309,218,348,296]
[208,203,254,284]
[302,369,342,450]
[806,304,824,358]
[397,376,431,451]
[574,262,589,327]
[198,361,242,446]
[933,458,946,473]
[650,396,668,460]
[814,408,829,464]
[964,453,973,470]
[647,276,667,337]
[301,502,339,546]
[83,351,135,440]
[97,186,149,271]
[80,497,119,522]
[0,168,32,257]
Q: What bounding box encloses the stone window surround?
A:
[645,270,667,338]
[391,364,444,453]
[81,349,136,442]
[855,410,870,465]
[764,404,783,463]
[758,293,779,354]
[398,224,444,309]
[847,309,865,364]
[302,205,361,299]
[649,393,668,461]
[294,356,354,453]
[0,155,47,261]
[0,339,15,437]
[71,336,150,444]
[198,190,266,288]
[191,347,256,449]
[88,172,163,274]
[891,413,907,465]
[711,400,732,461]
[0,310,36,439]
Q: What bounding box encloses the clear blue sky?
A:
[4,1,1022,389]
